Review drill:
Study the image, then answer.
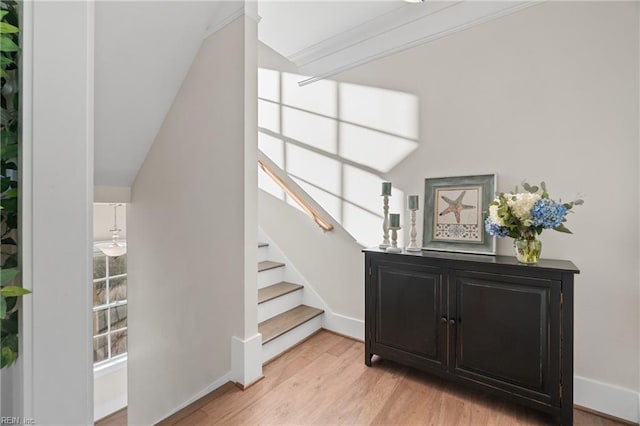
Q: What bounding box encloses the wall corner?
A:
[231,334,263,387]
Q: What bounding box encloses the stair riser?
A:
[258,268,284,289]
[258,290,303,323]
[262,316,322,364]
[258,246,270,263]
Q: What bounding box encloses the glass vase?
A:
[514,238,542,264]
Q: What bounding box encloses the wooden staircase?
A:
[257,243,323,363]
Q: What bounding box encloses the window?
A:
[92,248,127,364]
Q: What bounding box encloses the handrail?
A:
[258,159,334,232]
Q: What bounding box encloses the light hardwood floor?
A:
[98,331,628,426]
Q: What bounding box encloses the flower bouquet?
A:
[484,181,583,264]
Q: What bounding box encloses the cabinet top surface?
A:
[363,247,579,274]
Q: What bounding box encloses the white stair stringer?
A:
[261,315,322,364]
[258,288,303,323]
[258,228,364,342]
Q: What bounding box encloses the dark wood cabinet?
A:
[364,249,578,425]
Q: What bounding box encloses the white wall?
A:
[93,364,127,421]
[128,13,258,425]
[259,1,639,421]
[17,1,95,424]
[94,186,131,203]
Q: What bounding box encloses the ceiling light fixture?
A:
[97,204,126,257]
[404,0,424,3]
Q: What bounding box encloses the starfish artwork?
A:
[438,190,476,224]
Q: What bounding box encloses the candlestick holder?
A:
[406,208,421,252]
[379,195,390,248]
[386,226,402,253]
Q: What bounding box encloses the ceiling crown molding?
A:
[203,3,261,41]
[294,1,541,85]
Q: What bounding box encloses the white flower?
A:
[507,192,541,220]
[488,203,505,226]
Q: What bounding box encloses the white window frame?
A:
[92,242,128,368]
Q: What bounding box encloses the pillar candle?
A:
[408,195,419,210]
[381,182,392,196]
[389,213,400,228]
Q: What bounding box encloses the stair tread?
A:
[258,282,304,304]
[258,261,285,272]
[258,242,269,248]
[259,305,324,344]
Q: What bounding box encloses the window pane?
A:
[110,277,127,302]
[110,305,127,330]
[93,335,108,363]
[93,255,106,279]
[93,309,108,335]
[93,281,107,307]
[109,254,127,276]
[111,329,127,357]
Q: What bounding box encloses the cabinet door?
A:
[371,260,447,371]
[451,271,560,406]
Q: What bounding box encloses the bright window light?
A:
[258,99,280,133]
[285,143,341,195]
[282,106,338,154]
[258,68,280,102]
[282,72,337,117]
[339,82,419,140]
[339,122,418,173]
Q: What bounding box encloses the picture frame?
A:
[422,174,496,255]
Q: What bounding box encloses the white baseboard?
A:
[153,370,233,425]
[231,334,263,386]
[322,311,364,341]
[574,375,639,423]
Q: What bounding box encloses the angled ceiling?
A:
[94,1,535,187]
[94,1,242,186]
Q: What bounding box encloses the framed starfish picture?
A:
[423,174,496,254]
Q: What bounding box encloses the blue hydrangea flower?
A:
[530,198,567,229]
[485,218,509,237]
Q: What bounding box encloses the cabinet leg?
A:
[559,406,573,425]
[365,352,372,367]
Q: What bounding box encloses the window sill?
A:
[94,355,127,379]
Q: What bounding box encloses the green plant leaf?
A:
[540,181,546,191]
[1,346,17,368]
[0,197,17,212]
[1,143,17,159]
[0,268,18,285]
[0,297,5,319]
[2,187,17,198]
[1,286,30,297]
[0,34,18,52]
[0,22,18,33]
[0,11,8,20]
[554,224,573,234]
